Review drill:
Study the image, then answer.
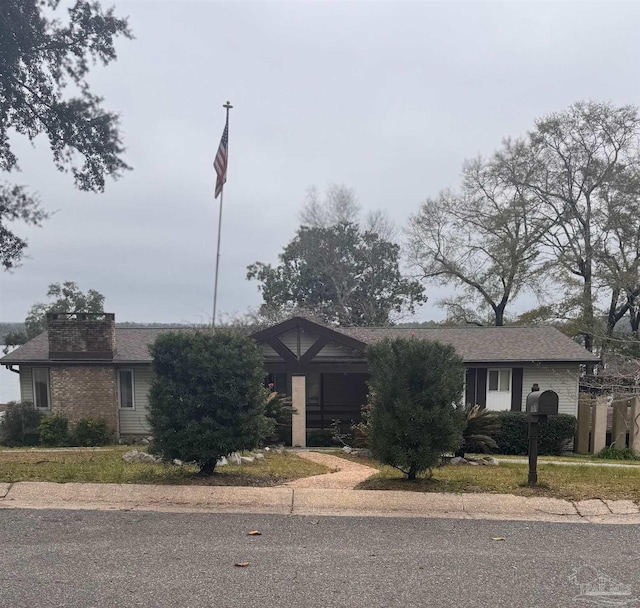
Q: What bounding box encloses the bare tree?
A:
[407,154,552,326]
[597,171,640,347]
[299,184,361,228]
[299,184,397,239]
[508,101,640,351]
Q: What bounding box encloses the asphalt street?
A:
[0,509,639,608]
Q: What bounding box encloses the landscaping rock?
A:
[264,446,271,452]
[482,456,499,466]
[228,452,242,465]
[240,456,255,464]
[342,446,353,454]
[254,453,265,461]
[450,457,468,465]
[122,450,159,464]
[173,459,183,466]
[216,456,228,467]
[351,448,372,458]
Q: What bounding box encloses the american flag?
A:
[214,116,229,199]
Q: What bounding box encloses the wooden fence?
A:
[576,395,640,454]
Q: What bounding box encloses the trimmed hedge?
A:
[74,418,110,446]
[491,412,576,456]
[39,414,70,447]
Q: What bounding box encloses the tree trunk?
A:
[407,464,418,480]
[198,460,217,476]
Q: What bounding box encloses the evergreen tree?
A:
[368,338,464,479]
[147,331,272,475]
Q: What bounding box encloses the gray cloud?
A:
[2,0,640,325]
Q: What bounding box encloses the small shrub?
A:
[39,414,70,446]
[74,418,110,446]
[263,390,295,445]
[351,404,372,448]
[597,446,640,460]
[492,412,576,456]
[329,419,353,447]
[307,429,335,447]
[456,404,500,458]
[0,401,42,446]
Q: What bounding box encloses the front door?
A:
[486,368,512,411]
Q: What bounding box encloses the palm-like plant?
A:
[455,404,500,458]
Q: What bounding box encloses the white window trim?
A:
[488,368,511,392]
[32,367,51,410]
[118,368,136,410]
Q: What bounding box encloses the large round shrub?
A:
[147,331,272,474]
[368,338,465,479]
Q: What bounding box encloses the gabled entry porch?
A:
[252,318,370,447]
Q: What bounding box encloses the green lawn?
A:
[334,452,640,501]
[0,446,329,486]
[481,453,640,466]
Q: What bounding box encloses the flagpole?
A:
[212,101,232,329]
[212,185,224,329]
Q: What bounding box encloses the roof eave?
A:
[464,358,601,365]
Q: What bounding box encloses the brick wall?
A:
[47,313,115,358]
[50,366,118,436]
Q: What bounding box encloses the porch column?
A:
[630,396,640,454]
[291,375,306,448]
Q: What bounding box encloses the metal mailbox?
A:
[526,389,559,417]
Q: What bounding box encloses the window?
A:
[488,369,511,392]
[118,369,135,409]
[32,368,50,410]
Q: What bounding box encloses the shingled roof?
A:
[1,320,599,365]
[334,326,600,364]
[0,327,188,364]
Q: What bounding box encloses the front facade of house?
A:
[1,313,599,446]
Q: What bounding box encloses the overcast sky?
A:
[2,0,640,327]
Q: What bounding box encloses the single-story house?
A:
[0,313,599,446]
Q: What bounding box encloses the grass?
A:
[0,446,329,487]
[479,453,640,466]
[333,452,640,501]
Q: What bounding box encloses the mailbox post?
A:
[525,386,559,486]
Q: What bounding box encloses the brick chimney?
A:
[47,312,116,360]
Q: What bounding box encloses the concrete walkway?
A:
[1,452,639,524]
[1,481,639,524]
[284,451,378,489]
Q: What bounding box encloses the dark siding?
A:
[511,367,523,411]
[465,368,476,406]
[476,368,487,408]
[465,368,487,408]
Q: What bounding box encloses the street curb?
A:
[1,482,639,524]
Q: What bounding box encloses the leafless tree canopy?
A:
[408,101,640,362]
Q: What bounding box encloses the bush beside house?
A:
[368,338,465,479]
[0,403,110,447]
[0,401,42,446]
[147,331,274,475]
[491,412,577,455]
